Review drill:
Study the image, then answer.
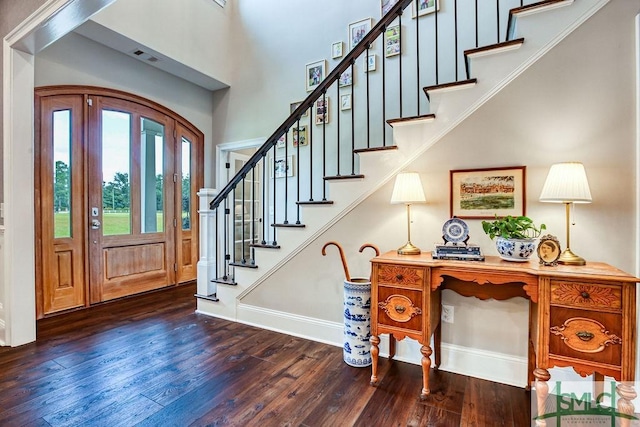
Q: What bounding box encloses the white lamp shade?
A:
[390,172,426,204]
[539,162,592,203]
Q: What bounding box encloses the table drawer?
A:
[377,286,423,332]
[549,306,622,367]
[376,265,424,289]
[550,280,621,311]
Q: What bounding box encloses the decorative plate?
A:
[442,218,469,244]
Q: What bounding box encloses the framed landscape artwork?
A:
[450,166,526,219]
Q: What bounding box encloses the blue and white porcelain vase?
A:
[495,236,536,262]
[343,277,372,367]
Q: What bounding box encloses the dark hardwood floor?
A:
[0,284,531,426]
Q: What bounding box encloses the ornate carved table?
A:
[369,251,637,424]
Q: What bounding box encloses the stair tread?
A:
[511,0,571,15]
[272,223,306,228]
[324,174,365,181]
[423,79,477,100]
[296,200,335,205]
[229,261,258,269]
[464,38,524,57]
[386,115,436,127]
[251,243,281,249]
[212,277,237,286]
[354,145,398,153]
[194,293,220,302]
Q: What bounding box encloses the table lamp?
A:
[539,162,592,265]
[391,171,426,255]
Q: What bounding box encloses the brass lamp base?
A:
[558,248,586,266]
[397,241,421,255]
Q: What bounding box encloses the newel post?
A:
[197,188,219,298]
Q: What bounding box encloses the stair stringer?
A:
[196,0,609,328]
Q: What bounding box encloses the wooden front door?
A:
[35,87,203,317]
[87,96,175,303]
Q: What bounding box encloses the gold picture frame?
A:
[450,166,526,219]
[537,235,561,266]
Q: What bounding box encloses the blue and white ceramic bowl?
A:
[495,237,536,262]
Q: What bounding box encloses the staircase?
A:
[196,0,609,336]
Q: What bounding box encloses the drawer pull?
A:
[576,331,594,341]
[379,295,421,322]
[396,274,403,281]
[581,291,590,299]
[550,317,622,354]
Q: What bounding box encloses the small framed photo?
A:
[412,0,439,18]
[349,18,373,51]
[450,166,526,219]
[365,54,376,72]
[315,98,330,125]
[381,0,397,15]
[276,133,286,149]
[537,235,561,266]
[339,69,353,87]
[272,155,294,179]
[340,94,352,111]
[292,126,307,147]
[331,41,343,59]
[290,101,309,118]
[385,25,400,57]
[306,60,326,92]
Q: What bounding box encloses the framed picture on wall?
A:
[272,155,294,178]
[365,54,376,72]
[450,166,526,219]
[315,97,330,125]
[385,25,400,57]
[290,101,309,118]
[331,41,343,59]
[292,126,308,147]
[348,18,373,51]
[340,94,352,110]
[381,0,398,16]
[339,69,353,87]
[306,60,326,92]
[412,0,439,18]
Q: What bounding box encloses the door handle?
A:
[91,219,101,230]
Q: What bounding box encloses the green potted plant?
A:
[481,215,546,262]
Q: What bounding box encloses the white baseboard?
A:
[0,317,5,346]
[196,303,529,388]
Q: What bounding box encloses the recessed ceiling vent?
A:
[130,49,160,63]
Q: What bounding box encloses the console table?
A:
[369,251,638,422]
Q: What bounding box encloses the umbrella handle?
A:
[358,243,380,257]
[321,241,351,281]
[359,243,380,281]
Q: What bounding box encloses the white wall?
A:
[89,0,233,86]
[35,31,216,185]
[242,0,637,377]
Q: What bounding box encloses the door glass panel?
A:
[53,110,71,238]
[141,117,164,233]
[181,137,191,230]
[102,110,131,235]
